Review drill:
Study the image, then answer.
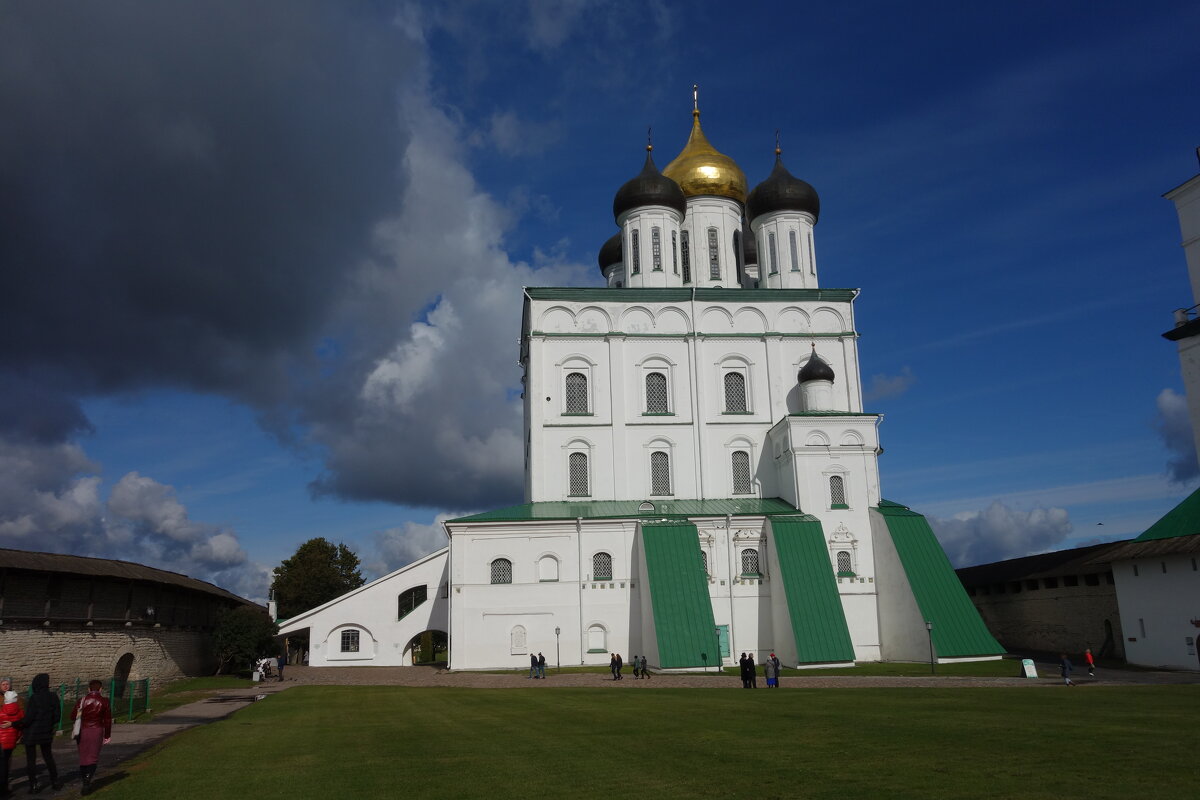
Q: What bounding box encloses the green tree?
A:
[212,605,278,675]
[272,537,364,619]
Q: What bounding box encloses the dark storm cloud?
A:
[0,1,411,406]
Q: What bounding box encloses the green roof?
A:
[449,497,799,524]
[874,502,1005,658]
[771,516,856,664]
[525,287,858,303]
[641,522,719,669]
[1135,485,1200,542]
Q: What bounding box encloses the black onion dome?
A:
[598,232,622,275]
[747,154,820,223]
[613,148,687,221]
[798,353,835,383]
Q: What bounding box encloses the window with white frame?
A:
[645,371,669,413]
[808,231,815,274]
[650,450,671,495]
[511,625,527,654]
[731,450,751,494]
[768,232,778,274]
[671,230,679,274]
[723,371,748,413]
[490,558,512,584]
[587,624,607,653]
[707,227,721,280]
[631,229,640,274]
[593,552,613,581]
[829,474,847,507]
[740,548,760,576]
[789,230,800,271]
[565,371,589,414]
[538,555,559,582]
[681,230,692,283]
[837,550,853,576]
[652,227,662,271]
[568,451,589,496]
[340,629,360,653]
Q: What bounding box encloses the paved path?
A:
[13,660,1197,797]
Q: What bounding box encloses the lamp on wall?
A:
[555,626,561,671]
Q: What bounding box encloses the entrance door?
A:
[716,625,730,660]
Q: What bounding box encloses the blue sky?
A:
[2,1,1199,599]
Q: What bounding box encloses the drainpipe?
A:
[725,512,735,666]
[577,517,585,665]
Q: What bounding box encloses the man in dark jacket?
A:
[15,673,60,792]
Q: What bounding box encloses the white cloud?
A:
[1155,387,1198,482]
[863,367,915,403]
[928,501,1074,567]
[367,513,457,577]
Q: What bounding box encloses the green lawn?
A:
[98,685,1197,799]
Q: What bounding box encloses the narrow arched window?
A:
[700,550,709,575]
[568,452,589,496]
[741,548,760,576]
[490,558,512,584]
[733,230,743,286]
[731,450,751,494]
[789,230,800,271]
[593,552,612,581]
[768,232,778,274]
[808,231,815,274]
[671,231,679,274]
[631,229,641,274]
[650,451,671,495]
[652,227,662,271]
[565,372,588,414]
[830,475,846,506]
[397,585,428,620]
[681,230,692,283]
[837,551,853,575]
[645,372,668,413]
[707,227,720,280]
[538,555,560,582]
[724,372,747,413]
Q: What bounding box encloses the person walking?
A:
[1084,648,1095,677]
[631,655,640,679]
[1059,653,1075,686]
[0,680,23,798]
[70,681,112,796]
[530,653,539,679]
[615,654,624,680]
[609,653,618,681]
[639,655,649,679]
[537,653,546,679]
[276,653,285,682]
[14,673,60,793]
[738,653,749,688]
[770,653,782,687]
[747,654,758,688]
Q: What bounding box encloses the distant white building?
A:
[280,101,1003,670]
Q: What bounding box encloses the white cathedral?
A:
[278,101,1004,670]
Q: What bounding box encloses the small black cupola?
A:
[613,145,687,221]
[747,147,820,224]
[598,232,622,275]
[798,349,835,383]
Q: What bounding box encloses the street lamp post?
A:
[925,621,935,675]
[714,626,723,675]
[555,626,561,672]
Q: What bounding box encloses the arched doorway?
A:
[404,630,448,665]
[113,653,134,698]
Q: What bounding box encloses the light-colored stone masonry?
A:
[0,626,214,688]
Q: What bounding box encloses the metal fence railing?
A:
[23,678,152,729]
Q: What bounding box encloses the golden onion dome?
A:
[662,109,747,204]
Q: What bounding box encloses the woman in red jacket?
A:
[70,681,111,796]
[0,678,23,798]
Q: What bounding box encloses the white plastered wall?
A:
[1112,553,1200,671]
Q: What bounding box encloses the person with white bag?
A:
[70,681,112,796]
